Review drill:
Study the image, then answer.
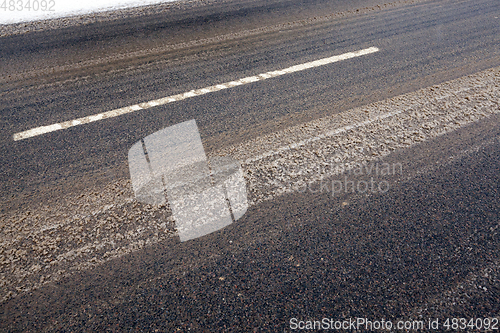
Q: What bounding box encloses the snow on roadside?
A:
[0,0,178,25]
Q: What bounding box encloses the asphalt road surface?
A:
[1,0,499,331]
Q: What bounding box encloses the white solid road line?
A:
[13,47,379,141]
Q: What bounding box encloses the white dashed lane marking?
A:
[12,47,379,141]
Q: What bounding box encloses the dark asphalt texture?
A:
[1,0,500,331]
[3,100,500,332]
[1,0,499,207]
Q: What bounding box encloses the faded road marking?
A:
[13,47,379,141]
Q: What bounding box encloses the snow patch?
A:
[0,0,179,25]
